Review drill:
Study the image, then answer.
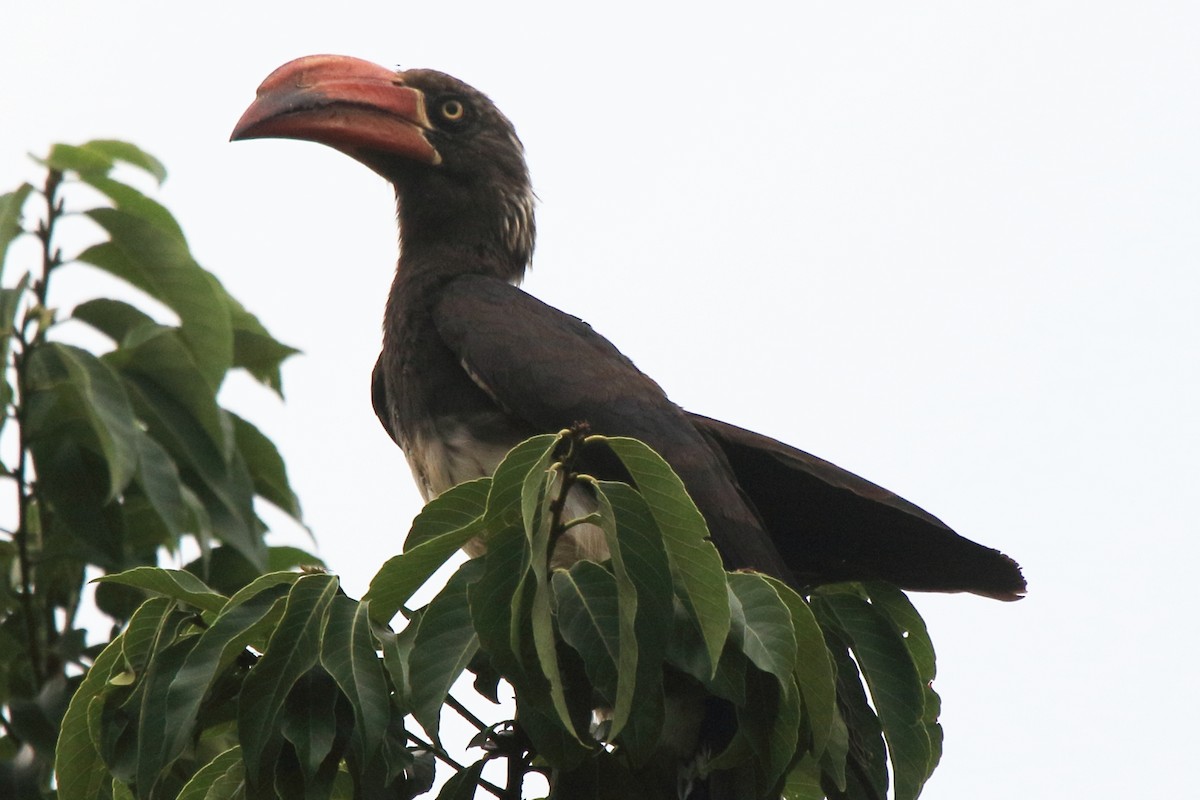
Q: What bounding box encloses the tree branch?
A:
[11,168,64,687]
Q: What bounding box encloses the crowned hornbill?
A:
[233,53,1023,796]
[232,54,1024,598]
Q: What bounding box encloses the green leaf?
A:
[0,182,34,274]
[238,573,339,784]
[320,595,390,761]
[494,436,558,657]
[94,567,226,614]
[520,443,555,545]
[403,477,490,550]
[0,273,29,334]
[862,582,943,779]
[55,630,128,800]
[108,326,229,457]
[159,584,289,766]
[468,524,529,681]
[118,595,178,675]
[227,296,299,396]
[379,609,423,711]
[551,561,628,728]
[130,430,192,546]
[818,593,932,800]
[23,439,124,568]
[25,342,140,499]
[727,573,796,685]
[72,298,159,345]
[581,480,639,740]
[231,411,302,521]
[512,686,591,772]
[132,636,201,793]
[226,570,304,610]
[330,769,355,800]
[433,758,485,800]
[280,668,341,782]
[824,634,885,799]
[204,753,248,800]
[595,435,730,675]
[81,140,168,184]
[80,173,184,242]
[466,436,563,722]
[762,575,838,761]
[176,746,244,800]
[483,433,561,529]
[40,143,113,176]
[123,376,263,568]
[598,480,673,761]
[103,606,196,786]
[821,696,851,795]
[864,582,936,682]
[782,753,824,800]
[407,559,484,744]
[364,479,490,624]
[473,475,595,761]
[737,669,801,793]
[517,454,580,740]
[79,209,232,390]
[0,272,30,418]
[345,701,414,792]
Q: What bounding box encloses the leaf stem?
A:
[546,423,589,555]
[504,744,525,800]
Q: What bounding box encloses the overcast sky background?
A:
[3,2,1197,797]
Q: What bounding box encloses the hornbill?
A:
[232,51,1024,789]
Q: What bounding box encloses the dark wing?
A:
[371,357,400,446]
[432,275,796,582]
[692,414,1026,600]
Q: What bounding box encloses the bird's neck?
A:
[386,217,525,346]
[391,181,533,288]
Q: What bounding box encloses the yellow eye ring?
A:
[440,99,465,121]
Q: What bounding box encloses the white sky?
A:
[3,2,1198,798]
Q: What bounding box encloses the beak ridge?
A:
[231,54,440,166]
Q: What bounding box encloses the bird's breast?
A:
[383,302,609,566]
[406,418,608,567]
[404,414,516,501]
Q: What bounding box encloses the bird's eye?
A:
[439,99,466,123]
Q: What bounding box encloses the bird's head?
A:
[232,55,534,282]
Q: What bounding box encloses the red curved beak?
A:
[231,54,441,166]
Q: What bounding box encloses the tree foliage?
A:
[0,142,310,797]
[3,145,945,800]
[53,428,944,800]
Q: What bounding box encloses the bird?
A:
[231,53,1025,794]
[232,54,1023,602]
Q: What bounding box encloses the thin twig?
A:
[445,693,488,732]
[404,732,504,798]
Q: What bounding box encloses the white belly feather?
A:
[405,421,608,568]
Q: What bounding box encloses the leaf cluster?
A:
[62,429,944,799]
[0,142,308,796]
